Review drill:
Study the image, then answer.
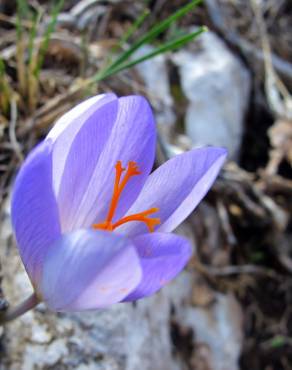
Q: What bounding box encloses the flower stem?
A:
[0,293,39,324]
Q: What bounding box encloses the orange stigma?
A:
[93,161,160,233]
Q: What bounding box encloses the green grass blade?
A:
[16,0,29,39]
[95,27,206,82]
[0,57,12,115]
[118,8,150,47]
[16,11,22,41]
[17,0,29,16]
[28,11,42,65]
[106,0,202,73]
[0,57,5,77]
[16,0,29,94]
[34,0,64,78]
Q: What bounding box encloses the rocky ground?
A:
[0,1,291,369]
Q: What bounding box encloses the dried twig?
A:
[250,0,292,119]
[204,0,292,83]
[216,200,237,246]
[8,98,23,162]
[191,257,280,280]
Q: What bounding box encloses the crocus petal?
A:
[72,96,156,229]
[56,98,118,232]
[120,147,227,236]
[11,140,61,284]
[40,229,142,311]
[124,233,192,301]
[47,93,117,195]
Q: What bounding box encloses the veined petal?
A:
[40,229,142,311]
[120,147,227,236]
[72,95,156,229]
[47,93,117,195]
[11,140,61,284]
[124,233,192,301]
[57,98,119,232]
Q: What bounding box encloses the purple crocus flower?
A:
[11,94,227,312]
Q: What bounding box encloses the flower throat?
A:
[93,161,160,232]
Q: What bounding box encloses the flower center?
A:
[93,161,160,232]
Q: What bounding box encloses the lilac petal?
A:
[40,229,142,311]
[120,147,227,236]
[124,232,192,301]
[47,93,117,195]
[57,98,118,232]
[72,96,156,229]
[11,140,61,284]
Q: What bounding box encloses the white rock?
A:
[31,323,52,344]
[134,45,176,137]
[172,31,251,160]
[177,293,243,370]
[22,339,68,370]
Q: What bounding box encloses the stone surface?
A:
[178,293,243,370]
[172,31,251,160]
[134,45,176,138]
